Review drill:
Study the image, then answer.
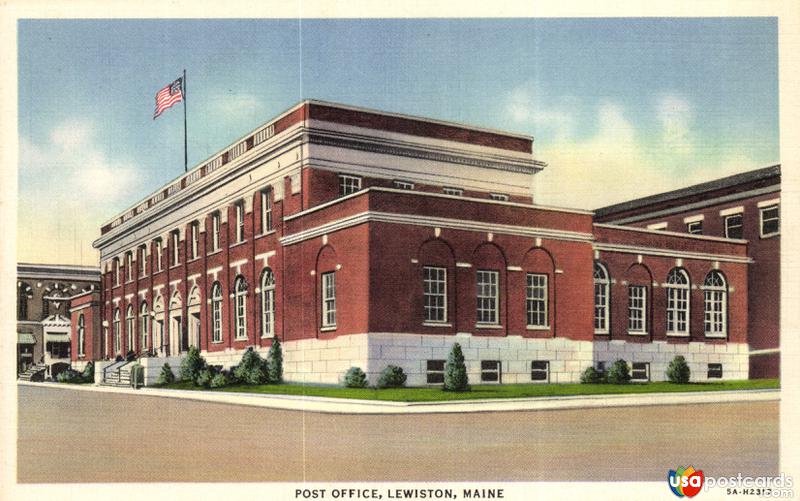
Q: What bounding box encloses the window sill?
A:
[255,230,277,240]
[211,340,224,344]
[666,332,690,337]
[125,280,134,285]
[260,334,275,339]
[594,330,609,335]
[760,232,780,239]
[475,324,503,329]
[229,240,248,249]
[169,264,181,270]
[627,331,648,336]
[526,325,550,331]
[320,326,337,332]
[207,249,222,257]
[187,257,201,264]
[423,322,452,328]
[139,274,148,280]
[630,378,650,383]
[704,333,727,339]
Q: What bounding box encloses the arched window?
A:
[113,308,121,355]
[260,269,276,338]
[125,305,135,353]
[593,263,610,334]
[211,283,223,343]
[140,302,149,351]
[665,268,690,335]
[703,271,727,337]
[77,314,85,357]
[234,277,247,340]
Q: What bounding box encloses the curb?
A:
[17,381,781,415]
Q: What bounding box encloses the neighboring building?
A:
[595,166,780,378]
[87,100,752,386]
[16,263,100,377]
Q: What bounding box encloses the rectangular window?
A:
[531,361,549,382]
[235,202,245,243]
[393,180,414,190]
[190,222,199,259]
[423,267,447,323]
[171,231,180,266]
[704,289,726,337]
[628,285,647,334]
[443,187,463,196]
[138,246,147,277]
[631,362,650,381]
[760,205,779,237]
[125,252,133,282]
[235,292,247,340]
[666,287,689,335]
[526,273,548,327]
[481,360,502,383]
[211,213,220,251]
[338,175,362,196]
[426,360,445,384]
[113,259,120,286]
[724,213,743,239]
[261,189,273,233]
[154,239,163,272]
[707,363,723,379]
[686,221,703,235]
[490,193,509,201]
[322,272,336,328]
[476,270,499,325]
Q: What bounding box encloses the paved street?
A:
[18,384,779,483]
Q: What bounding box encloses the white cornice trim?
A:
[593,243,752,264]
[281,210,594,247]
[594,223,748,244]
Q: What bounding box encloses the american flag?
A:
[153,77,183,119]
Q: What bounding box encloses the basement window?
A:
[531,361,549,382]
[631,362,650,382]
[481,360,502,383]
[707,363,723,379]
[426,360,445,384]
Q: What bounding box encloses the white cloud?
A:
[656,93,694,156]
[211,92,264,120]
[504,83,577,141]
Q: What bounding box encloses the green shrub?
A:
[580,366,605,384]
[377,365,407,389]
[667,355,691,384]
[607,359,631,384]
[344,367,368,388]
[81,361,95,382]
[179,346,207,383]
[210,372,230,388]
[267,338,283,383]
[444,343,470,391]
[156,363,176,385]
[195,368,215,388]
[233,348,270,385]
[57,369,82,383]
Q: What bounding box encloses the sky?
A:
[17,18,779,266]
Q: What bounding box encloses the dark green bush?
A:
[607,359,631,384]
[81,361,94,382]
[57,369,82,383]
[444,343,469,391]
[377,365,407,389]
[195,368,215,388]
[667,355,691,384]
[580,366,605,384]
[233,348,270,385]
[156,362,175,385]
[210,372,229,388]
[179,346,207,383]
[344,367,368,388]
[267,338,283,383]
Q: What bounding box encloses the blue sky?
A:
[17,18,778,265]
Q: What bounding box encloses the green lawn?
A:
[155,378,779,402]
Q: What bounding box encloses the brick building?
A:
[595,166,780,378]
[84,100,754,385]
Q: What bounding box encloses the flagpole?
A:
[183,69,188,173]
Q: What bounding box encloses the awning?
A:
[17,333,36,344]
[45,332,70,343]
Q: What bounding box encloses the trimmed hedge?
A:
[156,363,176,385]
[344,367,368,388]
[443,343,469,392]
[179,346,207,383]
[580,366,605,384]
[267,338,283,383]
[233,347,270,385]
[377,365,407,389]
[667,355,691,384]
[607,359,631,384]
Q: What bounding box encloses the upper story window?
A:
[260,268,276,338]
[628,285,647,334]
[443,187,463,196]
[724,213,744,239]
[261,188,273,234]
[338,175,362,197]
[125,252,133,282]
[154,238,163,272]
[211,282,223,343]
[423,266,447,324]
[490,193,509,202]
[321,271,337,328]
[235,201,245,243]
[234,276,248,340]
[393,180,414,190]
[190,221,200,259]
[593,263,609,333]
[526,273,548,328]
[703,270,727,337]
[687,221,703,235]
[113,258,121,286]
[211,212,221,251]
[171,231,180,267]
[138,245,147,277]
[665,268,690,336]
[476,270,499,325]
[760,204,779,237]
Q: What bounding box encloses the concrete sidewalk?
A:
[17,380,780,414]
